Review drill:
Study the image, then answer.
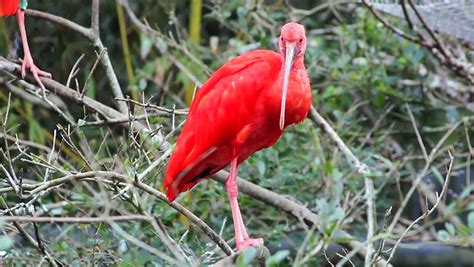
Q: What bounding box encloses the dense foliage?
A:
[0,1,472,266]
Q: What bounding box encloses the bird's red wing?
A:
[0,0,19,16]
[165,50,281,200]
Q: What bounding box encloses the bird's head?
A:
[278,22,307,130]
[279,22,307,60]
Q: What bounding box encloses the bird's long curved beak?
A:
[280,43,296,130]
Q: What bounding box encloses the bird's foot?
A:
[21,55,52,93]
[236,237,264,251]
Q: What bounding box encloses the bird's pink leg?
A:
[225,158,264,251]
[16,8,52,92]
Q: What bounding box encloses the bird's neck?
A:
[269,54,311,130]
[291,56,305,70]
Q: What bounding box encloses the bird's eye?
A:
[299,38,303,43]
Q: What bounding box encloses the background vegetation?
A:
[0,0,473,266]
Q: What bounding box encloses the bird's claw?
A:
[21,55,52,92]
[236,237,264,251]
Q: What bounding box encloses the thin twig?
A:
[112,147,173,199]
[388,120,463,232]
[152,216,191,264]
[25,7,129,112]
[109,221,178,264]
[385,150,454,266]
[2,201,60,266]
[0,58,170,151]
[133,180,233,255]
[0,164,19,195]
[0,170,233,256]
[120,0,203,87]
[0,215,150,223]
[91,0,100,33]
[211,171,391,267]
[363,0,474,83]
[364,177,375,267]
[405,103,429,163]
[43,129,57,182]
[115,97,188,115]
[308,106,369,174]
[66,53,84,89]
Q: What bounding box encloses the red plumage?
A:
[165,50,280,200]
[0,0,19,16]
[164,22,311,251]
[165,45,312,200]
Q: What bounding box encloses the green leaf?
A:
[323,162,334,175]
[468,212,474,230]
[222,10,231,18]
[332,169,344,181]
[265,250,290,266]
[77,119,86,127]
[445,223,456,236]
[140,34,153,58]
[256,161,265,176]
[373,92,386,108]
[445,106,460,124]
[430,167,444,186]
[28,119,45,144]
[86,78,96,99]
[138,78,148,91]
[0,235,13,251]
[353,57,368,66]
[236,247,257,267]
[437,230,450,241]
[55,241,69,251]
[328,207,345,222]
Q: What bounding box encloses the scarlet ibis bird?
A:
[164,22,311,251]
[0,0,51,90]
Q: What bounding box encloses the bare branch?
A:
[385,150,455,266]
[91,0,100,33]
[363,0,474,83]
[308,106,369,174]
[211,171,391,267]
[26,7,129,113]
[26,9,93,39]
[405,103,429,163]
[0,58,170,151]
[0,170,233,256]
[388,120,464,232]
[1,215,150,223]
